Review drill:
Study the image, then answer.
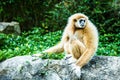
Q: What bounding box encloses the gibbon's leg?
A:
[33,43,64,57]
[33,29,69,57]
[64,41,71,54]
[43,43,64,53]
[43,30,69,53]
[69,36,86,59]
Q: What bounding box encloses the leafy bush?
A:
[46,0,120,33]
[97,33,120,56]
[0,27,120,61]
[0,0,119,34]
[0,28,63,61]
[0,0,60,30]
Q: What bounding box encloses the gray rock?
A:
[0,56,120,80]
[0,56,79,80]
[0,21,21,35]
[81,56,120,80]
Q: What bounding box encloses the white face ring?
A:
[75,18,86,28]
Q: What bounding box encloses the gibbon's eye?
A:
[74,19,77,22]
[79,19,85,23]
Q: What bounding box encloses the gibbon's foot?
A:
[64,54,76,64]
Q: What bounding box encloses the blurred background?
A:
[0,0,120,61]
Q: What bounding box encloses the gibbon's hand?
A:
[70,63,81,78]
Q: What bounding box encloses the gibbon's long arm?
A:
[76,48,95,68]
[43,43,64,53]
[76,26,98,68]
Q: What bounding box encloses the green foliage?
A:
[0,0,60,31]
[0,28,62,61]
[40,52,64,60]
[0,1,119,62]
[0,0,119,33]
[46,0,120,33]
[0,27,120,61]
[97,33,120,56]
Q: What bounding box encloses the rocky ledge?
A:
[0,56,120,80]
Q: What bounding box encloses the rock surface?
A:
[0,56,80,80]
[81,56,120,80]
[0,22,21,34]
[0,56,120,80]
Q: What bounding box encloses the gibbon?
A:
[35,13,98,69]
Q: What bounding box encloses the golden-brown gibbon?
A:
[34,13,99,77]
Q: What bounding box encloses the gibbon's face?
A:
[75,18,87,28]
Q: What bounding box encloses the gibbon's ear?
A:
[73,19,77,22]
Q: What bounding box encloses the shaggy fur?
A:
[36,13,99,68]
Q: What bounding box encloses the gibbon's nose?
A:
[79,19,85,26]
